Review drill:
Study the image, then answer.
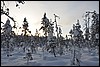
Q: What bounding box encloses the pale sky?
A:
[1,1,99,38]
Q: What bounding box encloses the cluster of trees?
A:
[1,1,99,66]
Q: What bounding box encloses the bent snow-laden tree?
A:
[1,1,25,27]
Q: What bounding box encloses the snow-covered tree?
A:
[69,19,83,66]
[1,19,13,57]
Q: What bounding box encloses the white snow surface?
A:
[1,47,99,66]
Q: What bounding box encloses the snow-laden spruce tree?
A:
[83,10,99,55]
[21,17,34,64]
[39,13,57,57]
[1,19,14,57]
[69,20,83,66]
[90,11,99,54]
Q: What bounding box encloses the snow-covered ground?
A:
[1,47,99,66]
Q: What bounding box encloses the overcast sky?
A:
[1,1,99,37]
